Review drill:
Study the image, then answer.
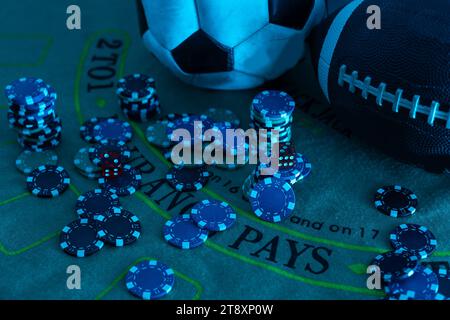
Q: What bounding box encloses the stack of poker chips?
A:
[117,73,161,122]
[5,77,62,151]
[250,90,295,144]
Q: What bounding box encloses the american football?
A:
[310,0,450,172]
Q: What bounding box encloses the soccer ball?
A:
[137,0,326,90]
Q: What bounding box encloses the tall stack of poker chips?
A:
[5,77,62,151]
[117,73,161,122]
[250,90,295,144]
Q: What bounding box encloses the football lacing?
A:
[338,65,450,129]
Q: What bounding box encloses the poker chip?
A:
[59,218,104,258]
[92,118,132,143]
[252,90,296,118]
[26,165,70,198]
[374,185,418,218]
[434,266,450,300]
[4,77,48,105]
[80,117,107,144]
[165,165,210,192]
[385,265,439,300]
[205,107,240,128]
[249,177,296,223]
[300,157,312,180]
[88,140,131,166]
[15,150,58,174]
[191,199,237,231]
[75,189,121,218]
[369,251,419,282]
[98,164,142,196]
[166,114,214,146]
[146,120,171,148]
[389,224,437,259]
[126,260,175,300]
[163,214,208,249]
[95,208,141,246]
[117,73,155,100]
[73,147,100,175]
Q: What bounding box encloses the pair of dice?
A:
[100,151,123,178]
[277,142,296,169]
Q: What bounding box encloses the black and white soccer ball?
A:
[137,0,326,90]
[310,0,450,172]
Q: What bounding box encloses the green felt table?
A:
[0,0,449,300]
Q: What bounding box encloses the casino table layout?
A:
[0,0,449,300]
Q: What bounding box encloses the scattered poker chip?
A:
[369,251,419,282]
[434,266,450,300]
[165,165,210,192]
[26,165,70,198]
[75,189,121,218]
[299,156,312,180]
[205,107,240,128]
[146,120,171,148]
[88,139,131,166]
[249,177,296,223]
[59,218,104,258]
[117,74,155,100]
[98,164,142,196]
[73,147,100,175]
[92,118,132,143]
[385,265,439,300]
[374,185,418,218]
[95,208,141,246]
[191,199,237,232]
[15,150,58,174]
[79,170,101,180]
[80,117,106,144]
[389,224,437,259]
[126,260,175,300]
[4,77,48,105]
[163,214,208,249]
